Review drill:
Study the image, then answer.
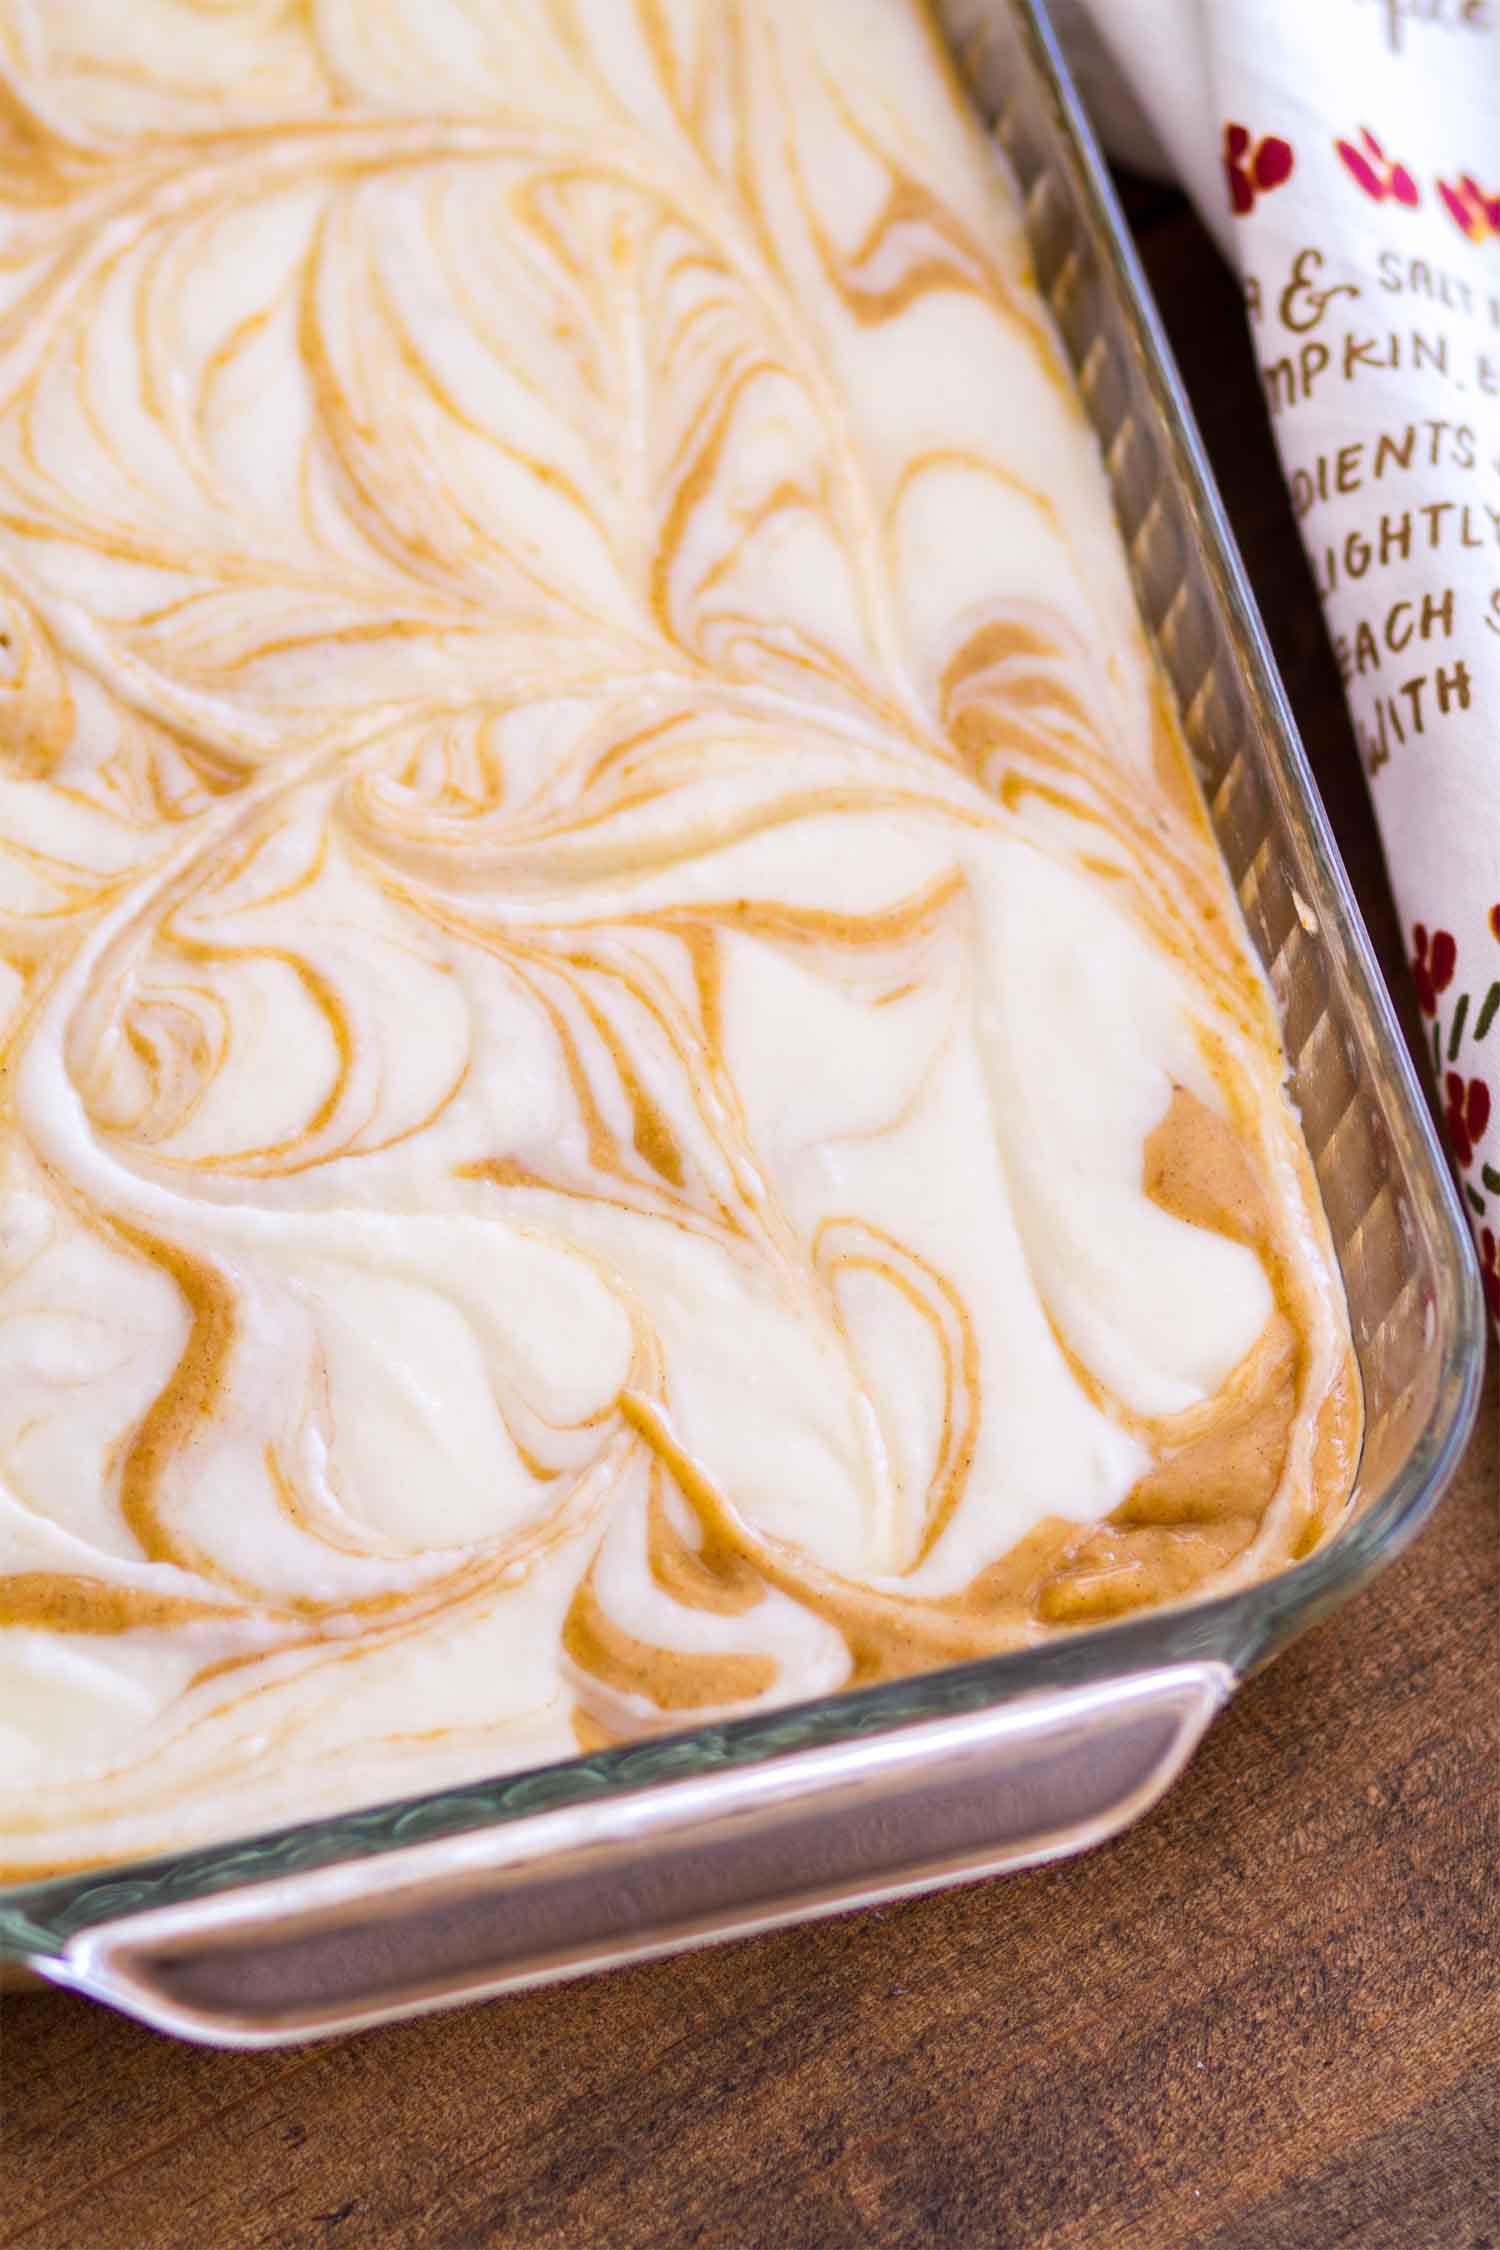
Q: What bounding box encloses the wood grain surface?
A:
[2,188,1496,2250]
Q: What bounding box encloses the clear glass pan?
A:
[0,0,1483,2046]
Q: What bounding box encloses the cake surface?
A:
[0,0,1357,1877]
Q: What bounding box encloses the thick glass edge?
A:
[994,6,1488,1276]
[997,0,1485,1572]
[2,0,1484,1966]
[1001,0,1486,1456]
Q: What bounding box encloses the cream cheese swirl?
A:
[0,0,1357,1878]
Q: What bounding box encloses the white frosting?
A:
[0,0,1347,1878]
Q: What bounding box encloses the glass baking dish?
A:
[0,0,1482,2048]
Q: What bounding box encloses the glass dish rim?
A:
[1,0,1485,1965]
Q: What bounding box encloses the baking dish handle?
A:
[41,1660,1231,2047]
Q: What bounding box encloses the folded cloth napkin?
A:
[1054,0,1500,1321]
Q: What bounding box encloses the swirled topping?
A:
[0,0,1356,1878]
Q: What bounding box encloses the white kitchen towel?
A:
[1053,0,1500,1320]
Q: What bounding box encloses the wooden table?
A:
[4,189,1496,2250]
